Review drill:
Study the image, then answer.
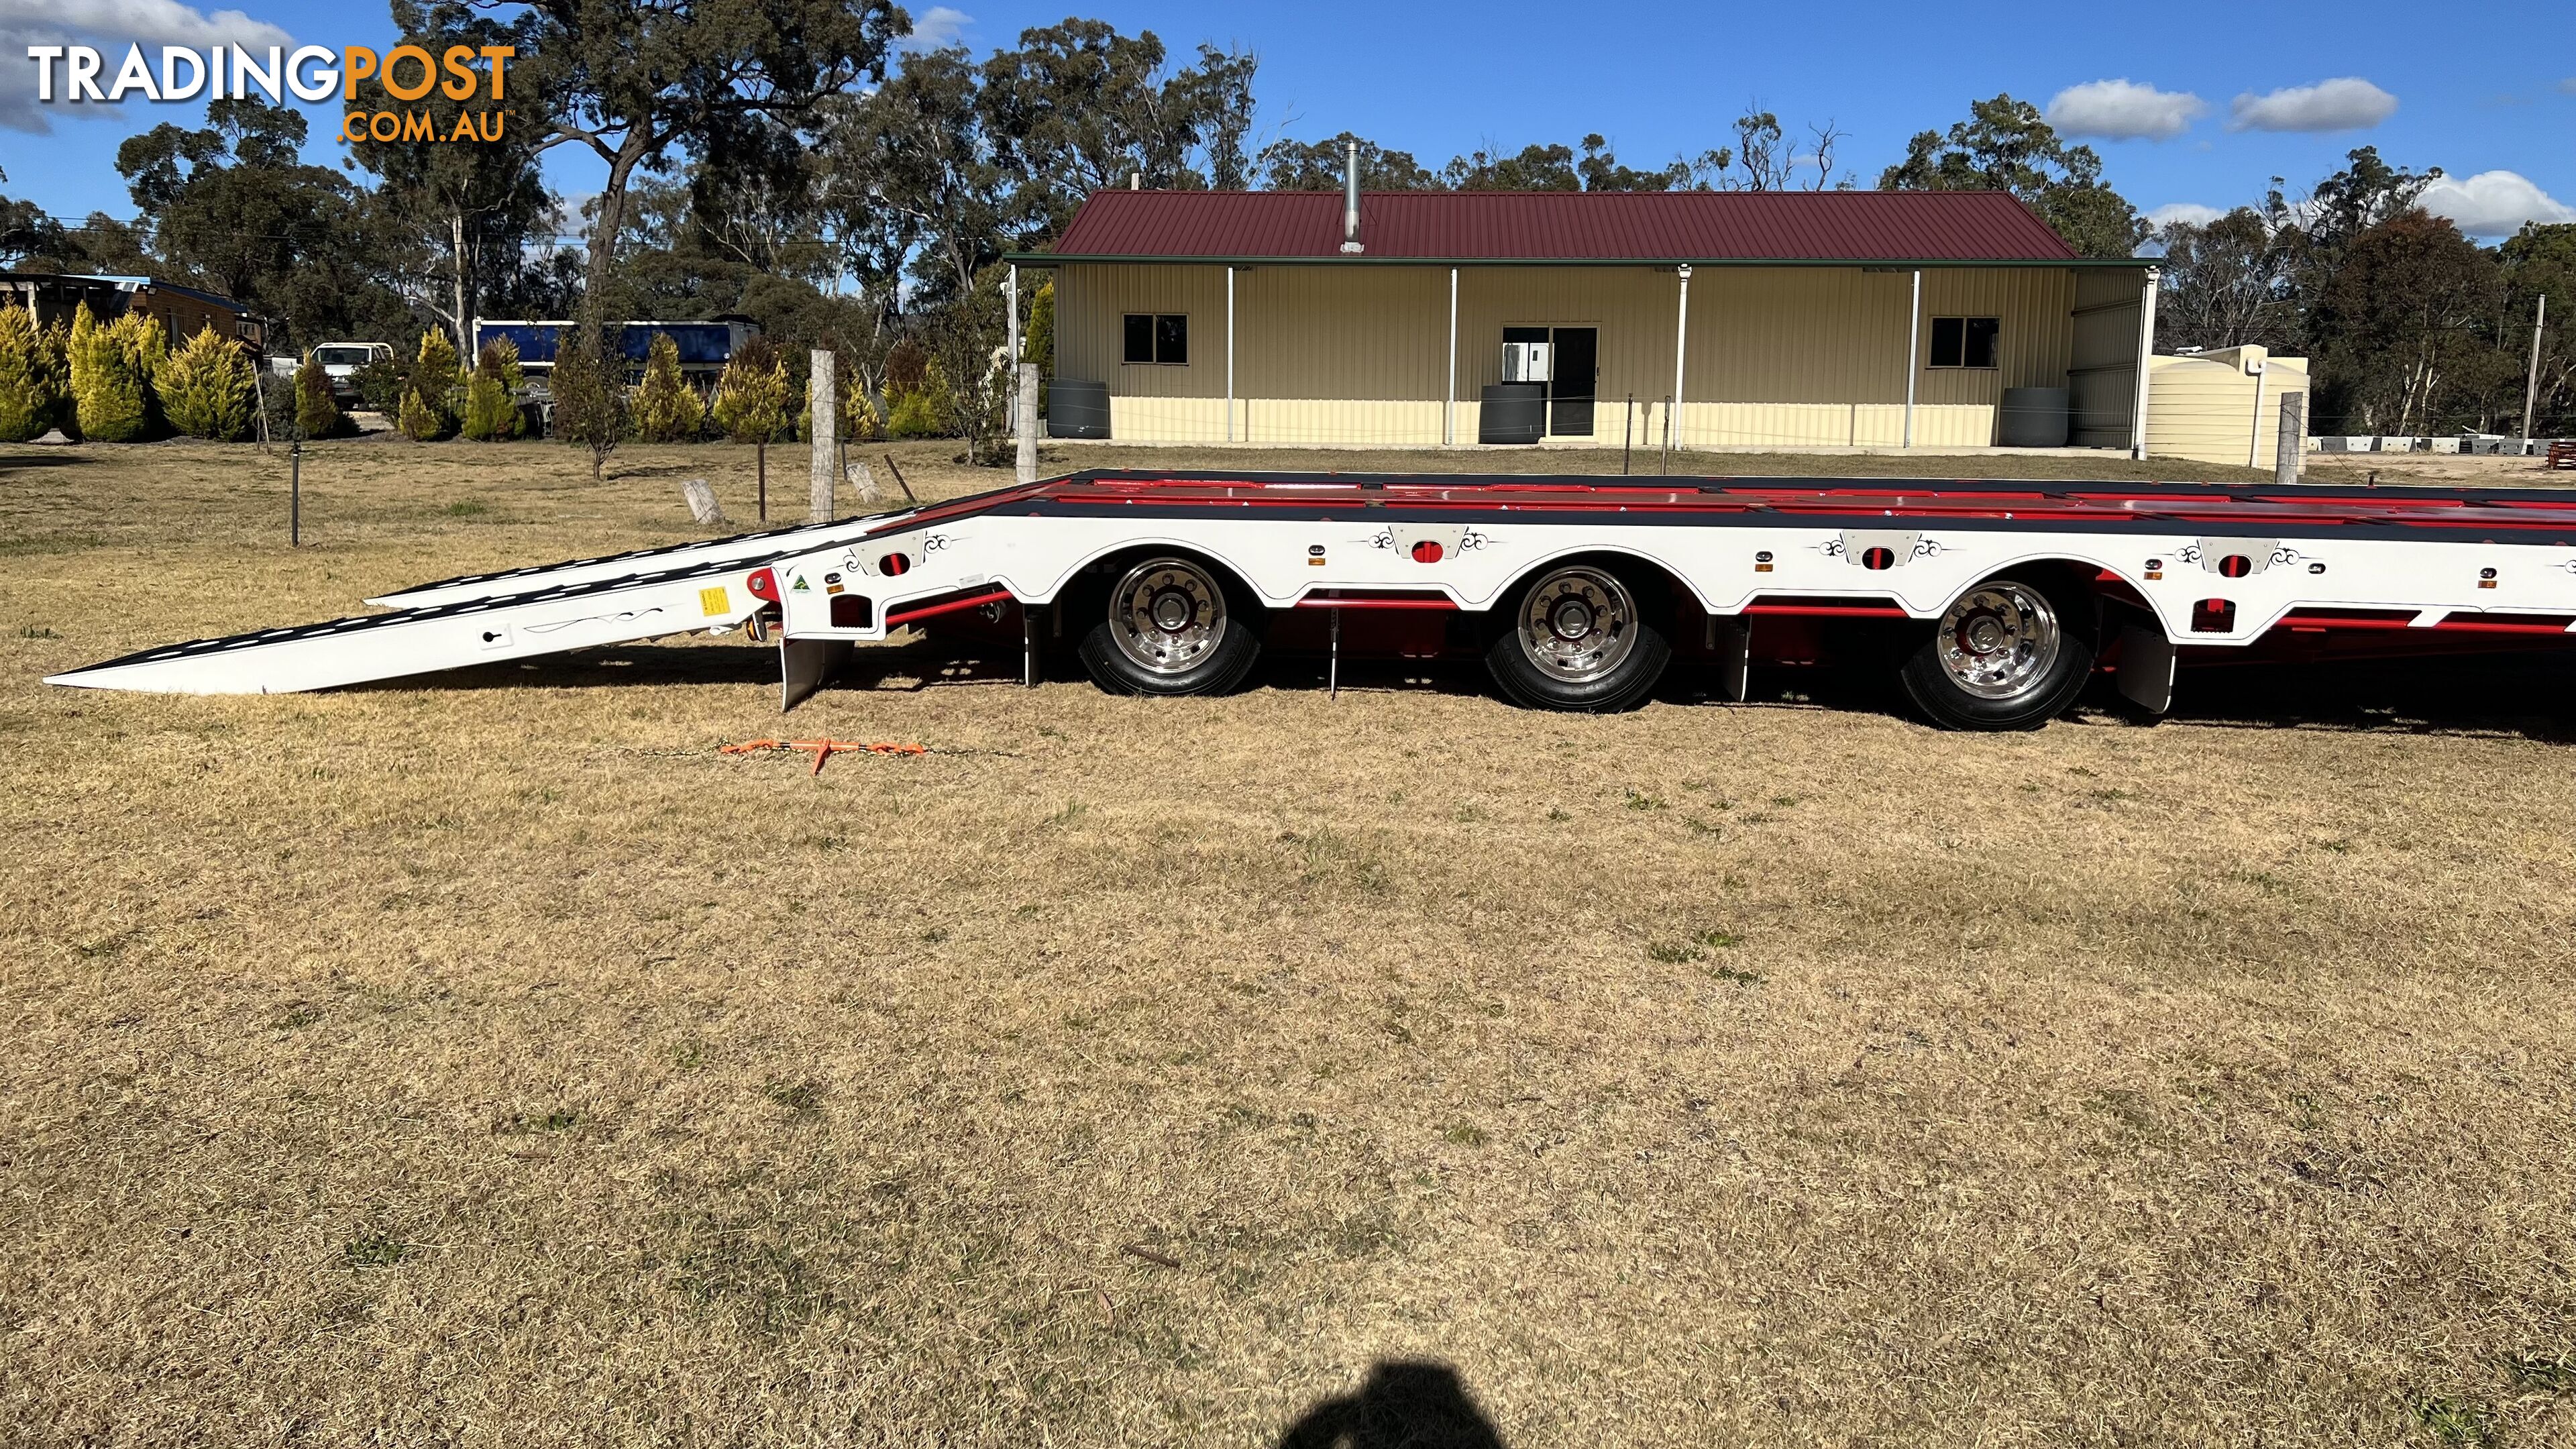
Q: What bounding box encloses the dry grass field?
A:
[5,436,2575,1448]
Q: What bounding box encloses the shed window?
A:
[1929,317,2000,370]
[1122,313,1189,366]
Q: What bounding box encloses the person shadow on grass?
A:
[1273,1360,1507,1449]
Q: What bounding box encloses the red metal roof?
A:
[1042,189,2088,264]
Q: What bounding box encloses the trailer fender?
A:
[1910,551,2147,621]
[1480,543,1715,616]
[1014,536,1279,611]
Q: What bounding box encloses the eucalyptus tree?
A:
[825,46,1010,312]
[1254,134,1437,191]
[352,0,552,351]
[1441,136,1690,193]
[1879,94,2149,258]
[2153,189,2304,353]
[977,19,1258,233]
[115,98,407,349]
[499,0,906,315]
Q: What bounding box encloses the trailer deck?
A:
[48,470,2576,729]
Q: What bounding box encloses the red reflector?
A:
[745,567,778,602]
[1410,539,1444,564]
[880,553,910,576]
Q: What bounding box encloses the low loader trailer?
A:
[46,470,2576,730]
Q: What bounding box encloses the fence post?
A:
[289,437,301,547]
[1623,394,1633,476]
[2276,392,2304,484]
[1016,364,1039,485]
[808,350,835,523]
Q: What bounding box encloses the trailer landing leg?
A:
[1329,607,1342,699]
[781,637,851,712]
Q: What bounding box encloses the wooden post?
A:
[1016,364,1039,485]
[2276,392,2304,484]
[808,350,835,523]
[680,477,725,526]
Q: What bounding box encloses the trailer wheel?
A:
[1483,562,1672,712]
[1077,555,1263,696]
[1898,576,2094,731]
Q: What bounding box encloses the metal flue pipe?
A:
[1339,141,1364,254]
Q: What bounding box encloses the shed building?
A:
[1010,189,2162,455]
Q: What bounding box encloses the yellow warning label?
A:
[699,586,730,618]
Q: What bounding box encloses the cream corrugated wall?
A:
[1668,267,2074,448]
[2070,268,2146,449]
[1238,267,1450,444]
[1055,262,2096,449]
[1055,263,1228,400]
[1053,264,1227,441]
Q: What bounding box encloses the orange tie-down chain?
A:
[720,738,928,775]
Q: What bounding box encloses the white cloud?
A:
[2229,78,2398,132]
[2046,79,2207,141]
[900,5,971,50]
[2418,170,2576,237]
[4,0,288,48]
[2559,77,2576,95]
[2146,202,2225,229]
[1,0,291,133]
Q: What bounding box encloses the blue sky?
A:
[5,0,2571,240]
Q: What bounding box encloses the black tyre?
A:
[1898,575,2095,731]
[1075,555,1263,696]
[1483,561,1672,712]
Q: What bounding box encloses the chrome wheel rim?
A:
[1937,582,2061,700]
[1109,558,1228,675]
[1517,567,1638,682]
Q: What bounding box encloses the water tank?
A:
[1479,383,1546,445]
[1998,386,2070,447]
[1048,379,1111,439]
